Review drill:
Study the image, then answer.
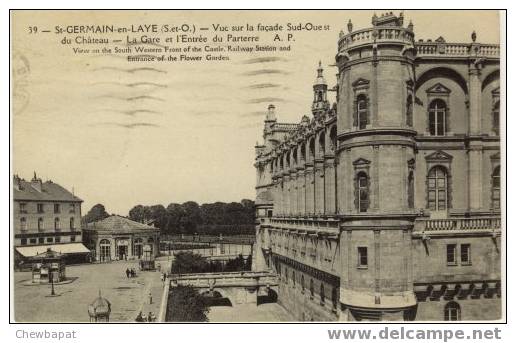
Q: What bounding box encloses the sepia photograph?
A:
[9,9,504,323]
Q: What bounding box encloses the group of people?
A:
[125,268,137,278]
[135,311,156,322]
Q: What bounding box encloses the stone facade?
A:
[254,13,501,321]
[83,215,160,262]
[13,173,83,247]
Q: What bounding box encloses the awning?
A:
[341,289,417,309]
[16,243,90,257]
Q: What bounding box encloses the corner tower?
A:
[312,61,330,117]
[335,12,418,321]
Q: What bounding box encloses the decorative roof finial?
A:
[471,31,477,42]
[372,12,378,25]
[408,20,414,32]
[347,19,353,33]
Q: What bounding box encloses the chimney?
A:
[31,171,43,192]
[13,175,21,191]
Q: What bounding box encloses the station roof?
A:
[84,215,160,234]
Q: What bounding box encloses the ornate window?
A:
[20,217,27,231]
[493,101,500,135]
[320,283,325,305]
[408,170,414,209]
[492,166,501,210]
[70,217,75,230]
[444,301,461,321]
[292,271,296,288]
[356,172,369,212]
[352,78,370,129]
[427,166,448,211]
[357,95,368,130]
[406,95,413,127]
[428,99,447,136]
[38,218,43,231]
[301,275,305,293]
[310,279,314,299]
[54,217,60,230]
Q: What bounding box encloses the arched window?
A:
[20,217,27,231]
[493,101,500,135]
[429,99,447,136]
[406,95,413,126]
[444,301,461,321]
[357,95,368,130]
[427,166,448,211]
[310,279,314,299]
[408,171,414,209]
[356,172,369,212]
[492,166,501,209]
[320,283,325,304]
[69,217,75,230]
[99,239,111,262]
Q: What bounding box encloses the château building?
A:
[254,13,501,321]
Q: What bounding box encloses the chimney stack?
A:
[31,171,43,192]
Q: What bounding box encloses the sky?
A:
[11,10,501,215]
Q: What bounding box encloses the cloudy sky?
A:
[11,10,500,215]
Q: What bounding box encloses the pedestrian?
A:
[125,268,130,278]
[148,291,153,304]
[135,311,144,322]
[148,312,155,322]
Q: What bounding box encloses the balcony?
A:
[268,217,339,237]
[415,42,499,59]
[413,216,501,237]
[338,27,414,52]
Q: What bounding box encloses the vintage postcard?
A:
[10,9,503,323]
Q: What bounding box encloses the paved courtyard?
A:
[14,257,172,322]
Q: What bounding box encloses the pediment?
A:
[352,78,370,88]
[426,82,451,95]
[425,150,453,162]
[435,36,446,43]
[352,157,371,166]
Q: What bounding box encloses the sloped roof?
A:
[13,179,82,202]
[85,215,159,233]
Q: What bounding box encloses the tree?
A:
[171,251,209,274]
[166,285,209,322]
[82,204,110,224]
